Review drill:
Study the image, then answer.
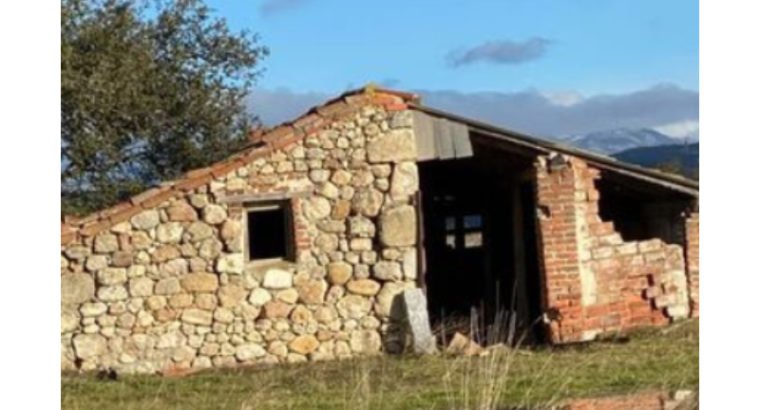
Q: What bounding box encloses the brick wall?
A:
[561,390,694,410]
[534,155,585,341]
[535,155,692,343]
[562,391,665,410]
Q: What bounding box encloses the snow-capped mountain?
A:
[561,128,680,154]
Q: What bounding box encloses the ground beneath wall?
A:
[62,320,698,410]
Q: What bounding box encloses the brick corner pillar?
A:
[534,154,588,343]
[684,207,699,318]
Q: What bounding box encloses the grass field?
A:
[61,320,698,410]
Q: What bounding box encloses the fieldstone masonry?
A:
[61,88,698,373]
[61,92,420,373]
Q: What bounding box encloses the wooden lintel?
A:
[218,190,312,204]
[470,132,543,159]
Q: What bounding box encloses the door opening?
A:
[419,147,545,346]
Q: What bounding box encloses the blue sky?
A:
[206,0,699,138]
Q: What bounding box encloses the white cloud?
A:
[247,84,699,139]
[259,0,311,16]
[417,84,698,138]
[540,90,585,107]
[446,38,552,67]
[248,88,328,125]
[653,120,700,140]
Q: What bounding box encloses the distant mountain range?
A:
[561,128,682,155]
[558,128,699,179]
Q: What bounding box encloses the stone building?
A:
[60,87,699,373]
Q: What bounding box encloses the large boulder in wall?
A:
[379,205,417,247]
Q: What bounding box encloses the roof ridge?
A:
[62,88,410,245]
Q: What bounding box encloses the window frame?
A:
[243,200,295,265]
[442,212,485,250]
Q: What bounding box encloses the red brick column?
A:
[290,197,312,256]
[534,156,585,342]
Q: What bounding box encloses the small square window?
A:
[445,216,457,232]
[463,214,482,229]
[445,233,457,249]
[246,202,293,262]
[464,231,483,248]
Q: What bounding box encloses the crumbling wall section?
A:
[535,156,691,343]
[61,97,421,374]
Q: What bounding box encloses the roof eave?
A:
[410,103,699,197]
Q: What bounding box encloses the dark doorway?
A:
[419,142,545,345]
[518,180,546,343]
[422,184,489,322]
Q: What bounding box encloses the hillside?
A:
[613,143,699,178]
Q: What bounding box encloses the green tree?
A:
[62,0,268,215]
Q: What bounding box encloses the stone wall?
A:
[59,88,699,373]
[685,212,699,317]
[535,156,691,343]
[61,96,421,373]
